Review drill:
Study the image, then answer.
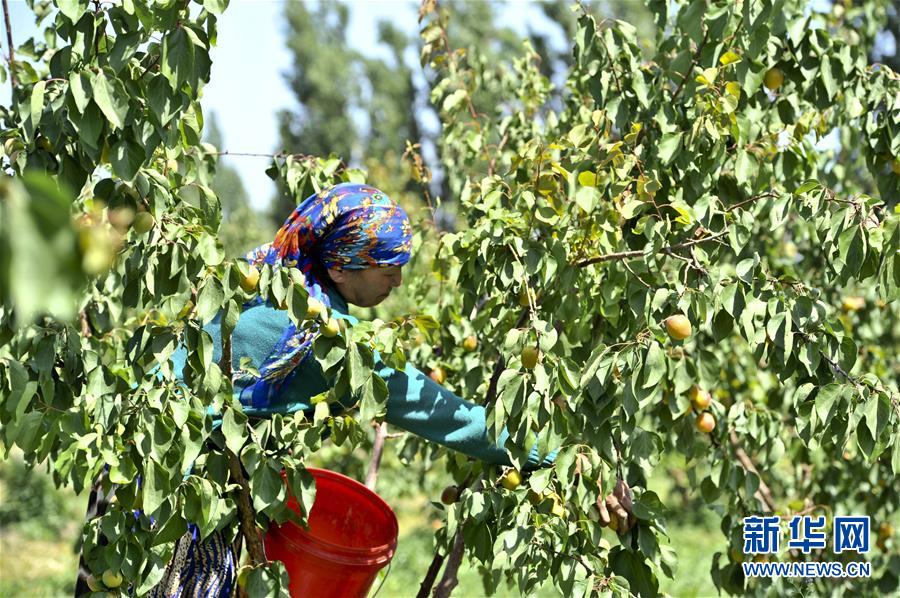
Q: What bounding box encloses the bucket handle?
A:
[370,562,392,597]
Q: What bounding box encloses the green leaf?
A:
[162,28,197,90]
[442,89,467,113]
[90,70,129,129]
[719,51,741,66]
[30,80,46,129]
[196,277,225,324]
[862,393,890,441]
[734,151,756,186]
[109,138,145,180]
[574,186,599,213]
[815,384,842,423]
[203,0,229,15]
[793,180,820,195]
[68,71,91,113]
[820,55,836,99]
[251,464,284,513]
[198,232,224,266]
[142,461,166,515]
[657,132,682,164]
[642,343,665,389]
[222,407,246,455]
[57,0,88,21]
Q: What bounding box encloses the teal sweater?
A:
[171,287,552,469]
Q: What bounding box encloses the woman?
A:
[77,183,551,596]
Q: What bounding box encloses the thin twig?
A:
[725,191,778,213]
[670,30,708,102]
[574,229,729,268]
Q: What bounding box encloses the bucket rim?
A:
[275,467,398,562]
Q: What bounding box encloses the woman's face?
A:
[327,265,403,307]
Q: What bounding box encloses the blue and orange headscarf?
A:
[237,183,412,409]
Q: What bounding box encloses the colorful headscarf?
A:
[238,183,412,409]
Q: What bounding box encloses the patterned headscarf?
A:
[238,183,412,409]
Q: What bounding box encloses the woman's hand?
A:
[596,478,636,534]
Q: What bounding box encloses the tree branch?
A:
[574,229,729,268]
[432,528,465,598]
[728,430,777,512]
[220,328,266,567]
[365,422,388,490]
[227,448,268,567]
[417,552,446,598]
[2,0,16,94]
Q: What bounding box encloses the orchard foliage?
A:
[0,1,898,597]
[413,0,900,595]
[0,0,418,593]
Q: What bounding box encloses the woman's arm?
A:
[375,357,555,470]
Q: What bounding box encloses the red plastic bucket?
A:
[264,468,398,598]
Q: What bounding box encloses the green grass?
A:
[0,453,86,597]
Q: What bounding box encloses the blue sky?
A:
[2,0,564,211]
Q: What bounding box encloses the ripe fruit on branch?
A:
[664,314,692,340]
[763,67,784,90]
[107,206,135,233]
[551,500,566,518]
[102,570,123,588]
[440,485,459,505]
[499,469,522,490]
[428,366,446,385]
[132,211,155,235]
[239,265,260,292]
[305,297,325,320]
[518,288,541,307]
[321,318,340,337]
[462,335,477,352]
[841,296,865,312]
[688,385,712,410]
[521,346,540,369]
[696,412,716,433]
